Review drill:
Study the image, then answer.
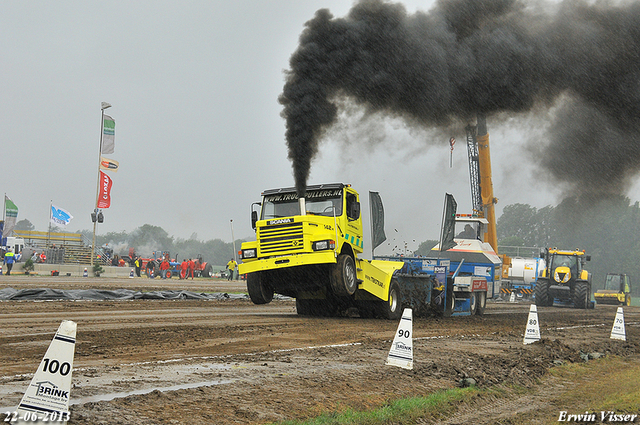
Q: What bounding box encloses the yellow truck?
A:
[238,183,430,319]
[594,273,631,306]
[535,248,593,308]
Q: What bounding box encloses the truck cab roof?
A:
[261,183,348,196]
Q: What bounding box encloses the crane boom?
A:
[465,114,509,278]
[465,114,498,250]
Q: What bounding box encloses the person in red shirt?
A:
[187,258,195,279]
[180,259,188,279]
[160,259,170,279]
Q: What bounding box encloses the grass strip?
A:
[269,387,483,425]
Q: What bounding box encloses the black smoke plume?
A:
[280,0,640,198]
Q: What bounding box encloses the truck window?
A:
[456,223,478,239]
[604,274,621,291]
[346,193,359,221]
[552,255,577,272]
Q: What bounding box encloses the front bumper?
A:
[238,251,337,275]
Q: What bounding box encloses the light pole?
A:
[90,102,111,266]
[230,219,237,279]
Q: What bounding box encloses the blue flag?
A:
[51,205,74,227]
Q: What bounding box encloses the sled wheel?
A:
[475,291,486,315]
[378,280,402,320]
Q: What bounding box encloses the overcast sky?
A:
[3,0,637,255]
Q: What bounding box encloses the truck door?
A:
[345,189,363,254]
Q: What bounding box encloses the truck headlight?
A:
[312,240,335,251]
[241,248,257,259]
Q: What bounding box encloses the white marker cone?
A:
[610,307,626,341]
[523,304,541,345]
[509,291,516,303]
[83,268,88,277]
[386,308,413,370]
[17,320,76,424]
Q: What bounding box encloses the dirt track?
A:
[1,276,639,424]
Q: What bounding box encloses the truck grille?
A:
[259,222,304,255]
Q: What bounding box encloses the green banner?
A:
[4,196,18,237]
[5,196,18,217]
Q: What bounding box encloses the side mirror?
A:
[586,255,591,261]
[251,210,258,230]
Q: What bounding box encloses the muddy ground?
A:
[1,275,639,424]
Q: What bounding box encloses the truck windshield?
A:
[604,274,621,291]
[261,189,343,219]
[551,255,577,271]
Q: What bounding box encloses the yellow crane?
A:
[464,114,510,278]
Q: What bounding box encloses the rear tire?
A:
[330,254,357,296]
[470,292,477,313]
[535,278,552,307]
[475,291,486,315]
[378,280,402,320]
[247,272,273,305]
[202,263,212,278]
[573,281,589,309]
[444,279,455,317]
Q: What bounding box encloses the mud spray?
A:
[279,0,640,199]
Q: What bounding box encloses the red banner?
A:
[97,171,113,208]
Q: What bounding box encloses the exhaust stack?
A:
[299,197,306,216]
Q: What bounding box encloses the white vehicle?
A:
[2,236,25,256]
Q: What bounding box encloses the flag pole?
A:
[230,219,237,262]
[91,102,111,266]
[48,200,52,248]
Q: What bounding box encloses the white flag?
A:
[51,204,73,227]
